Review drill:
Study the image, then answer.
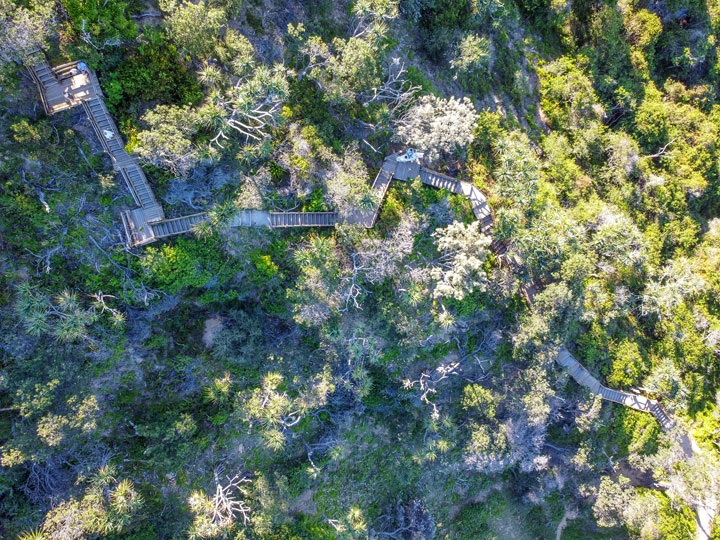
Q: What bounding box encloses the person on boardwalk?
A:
[63,86,76,106]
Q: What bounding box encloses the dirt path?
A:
[696,503,716,540]
[555,507,578,540]
[202,316,223,348]
[668,428,717,540]
[447,482,503,522]
[675,431,717,540]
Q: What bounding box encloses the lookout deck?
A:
[28,59,99,114]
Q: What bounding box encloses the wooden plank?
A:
[122,208,156,246]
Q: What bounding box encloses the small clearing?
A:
[202,316,223,348]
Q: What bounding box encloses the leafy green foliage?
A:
[62,0,137,64]
[451,33,493,95]
[287,78,344,151]
[140,235,240,294]
[4,0,720,538]
[412,0,474,62]
[102,28,203,115]
[162,0,226,59]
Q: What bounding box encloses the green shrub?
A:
[245,9,265,34]
[102,27,203,114]
[139,235,239,294]
[444,493,505,539]
[262,516,336,540]
[515,0,549,17]
[251,251,280,282]
[63,0,137,55]
[416,0,474,62]
[607,339,648,388]
[405,66,439,96]
[613,408,660,457]
[302,187,326,211]
[269,161,290,184]
[288,79,343,148]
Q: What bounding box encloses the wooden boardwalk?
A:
[150,213,207,239]
[346,160,398,227]
[270,211,339,227]
[556,349,674,430]
[28,54,675,433]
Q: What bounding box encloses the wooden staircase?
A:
[27,53,167,244]
[81,98,164,224]
[558,348,675,430]
[418,168,462,192]
[82,98,129,161]
[342,160,399,228]
[366,162,398,227]
[26,59,61,114]
[119,166,163,222]
[649,401,676,430]
[151,213,208,238]
[269,212,339,227]
[29,61,59,88]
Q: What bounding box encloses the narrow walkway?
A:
[556,349,675,429]
[28,53,166,241]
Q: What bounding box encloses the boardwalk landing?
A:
[28,54,675,433]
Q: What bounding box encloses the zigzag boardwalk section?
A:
[121,209,158,247]
[418,168,461,192]
[80,97,164,223]
[558,348,675,430]
[345,160,398,227]
[119,166,164,222]
[28,55,675,435]
[367,161,398,227]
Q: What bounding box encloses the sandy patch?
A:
[203,316,224,348]
[290,488,317,515]
[556,507,578,540]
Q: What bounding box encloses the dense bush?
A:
[139,235,240,294]
[102,27,203,114]
[410,0,474,62]
[4,0,720,538]
[63,0,138,47]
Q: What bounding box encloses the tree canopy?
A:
[2,0,720,538]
